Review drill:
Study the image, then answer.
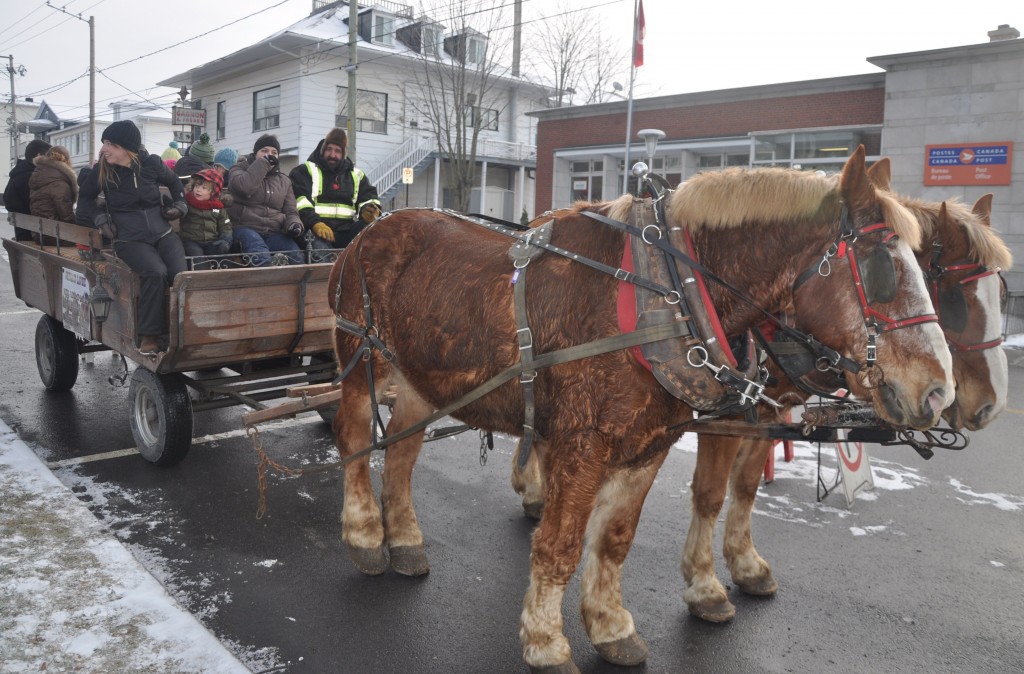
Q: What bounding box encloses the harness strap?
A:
[581,210,862,375]
[513,267,537,469]
[312,321,693,473]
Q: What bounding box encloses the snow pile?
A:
[0,419,251,674]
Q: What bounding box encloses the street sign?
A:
[924,141,1013,186]
[172,107,206,127]
[173,130,193,143]
[401,167,414,184]
[834,429,874,508]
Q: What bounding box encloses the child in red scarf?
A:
[180,168,232,258]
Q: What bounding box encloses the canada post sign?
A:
[925,142,1013,186]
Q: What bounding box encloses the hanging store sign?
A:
[924,142,1013,186]
[172,107,206,127]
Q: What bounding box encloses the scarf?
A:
[186,192,224,211]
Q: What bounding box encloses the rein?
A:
[926,241,1004,352]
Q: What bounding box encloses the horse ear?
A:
[839,145,870,211]
[972,193,993,226]
[866,157,891,190]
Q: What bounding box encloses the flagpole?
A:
[622,0,638,194]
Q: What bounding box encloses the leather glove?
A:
[160,194,181,221]
[93,212,111,230]
[359,204,381,224]
[264,154,278,168]
[312,222,334,243]
[210,238,231,255]
[286,221,304,238]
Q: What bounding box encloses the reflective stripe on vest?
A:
[304,161,362,220]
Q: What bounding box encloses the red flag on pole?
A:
[633,0,645,68]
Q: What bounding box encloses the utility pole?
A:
[5,54,19,168]
[346,0,358,163]
[46,3,95,165]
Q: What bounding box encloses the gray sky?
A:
[2,0,1021,124]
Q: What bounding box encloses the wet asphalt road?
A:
[3,223,1023,674]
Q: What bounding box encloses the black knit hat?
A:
[253,134,280,153]
[101,120,142,154]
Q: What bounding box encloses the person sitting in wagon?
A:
[289,127,381,256]
[227,134,304,266]
[179,168,232,261]
[76,119,188,356]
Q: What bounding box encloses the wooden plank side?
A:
[9,213,105,248]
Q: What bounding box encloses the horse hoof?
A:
[594,633,648,666]
[528,661,581,674]
[522,499,544,521]
[346,543,389,576]
[389,545,430,576]
[736,576,779,597]
[688,599,736,623]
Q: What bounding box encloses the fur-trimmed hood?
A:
[31,155,79,201]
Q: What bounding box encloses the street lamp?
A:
[637,128,665,166]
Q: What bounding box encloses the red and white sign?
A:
[834,429,874,508]
[924,141,1013,186]
[172,107,207,127]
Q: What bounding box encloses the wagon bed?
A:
[4,213,339,465]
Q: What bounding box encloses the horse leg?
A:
[380,379,433,576]
[579,457,667,667]
[511,438,547,520]
[723,437,778,596]
[338,373,389,575]
[520,433,609,674]
[682,434,742,622]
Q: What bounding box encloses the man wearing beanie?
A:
[4,138,53,240]
[289,127,380,255]
[226,134,304,266]
[175,132,215,181]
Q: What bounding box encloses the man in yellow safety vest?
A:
[289,127,381,252]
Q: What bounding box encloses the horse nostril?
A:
[973,404,994,427]
[924,387,947,416]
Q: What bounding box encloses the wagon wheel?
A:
[35,315,80,391]
[128,368,194,466]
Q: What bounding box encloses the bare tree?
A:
[523,2,628,106]
[408,0,513,213]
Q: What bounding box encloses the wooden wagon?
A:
[3,213,338,466]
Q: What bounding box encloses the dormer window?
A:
[422,23,443,57]
[373,11,395,45]
[466,36,486,64]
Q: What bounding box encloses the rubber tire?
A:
[35,315,80,391]
[128,368,194,466]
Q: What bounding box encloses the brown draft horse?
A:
[512,166,1014,625]
[326,147,953,673]
[678,174,1013,622]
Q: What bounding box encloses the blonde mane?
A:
[897,196,1013,270]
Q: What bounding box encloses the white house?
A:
[158,0,554,220]
[47,101,174,171]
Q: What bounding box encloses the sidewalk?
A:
[0,418,253,674]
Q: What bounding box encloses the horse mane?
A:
[898,196,1013,270]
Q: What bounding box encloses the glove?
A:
[160,194,181,221]
[210,238,231,255]
[286,221,304,238]
[360,204,382,224]
[264,154,278,168]
[93,212,111,230]
[312,222,334,243]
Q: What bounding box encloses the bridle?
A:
[795,216,939,367]
[926,242,1003,352]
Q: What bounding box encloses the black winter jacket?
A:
[289,140,380,230]
[3,159,35,214]
[76,151,187,244]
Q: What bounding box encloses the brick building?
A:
[529,27,1024,289]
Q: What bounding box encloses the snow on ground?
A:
[0,418,254,674]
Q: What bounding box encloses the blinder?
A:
[856,244,897,305]
[937,284,969,333]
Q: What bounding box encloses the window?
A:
[336,87,388,134]
[466,36,486,64]
[421,24,443,57]
[253,87,280,132]
[373,13,395,45]
[570,159,603,202]
[216,101,226,140]
[465,106,498,131]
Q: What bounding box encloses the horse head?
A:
[668,146,953,430]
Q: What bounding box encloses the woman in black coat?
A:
[76,120,188,356]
